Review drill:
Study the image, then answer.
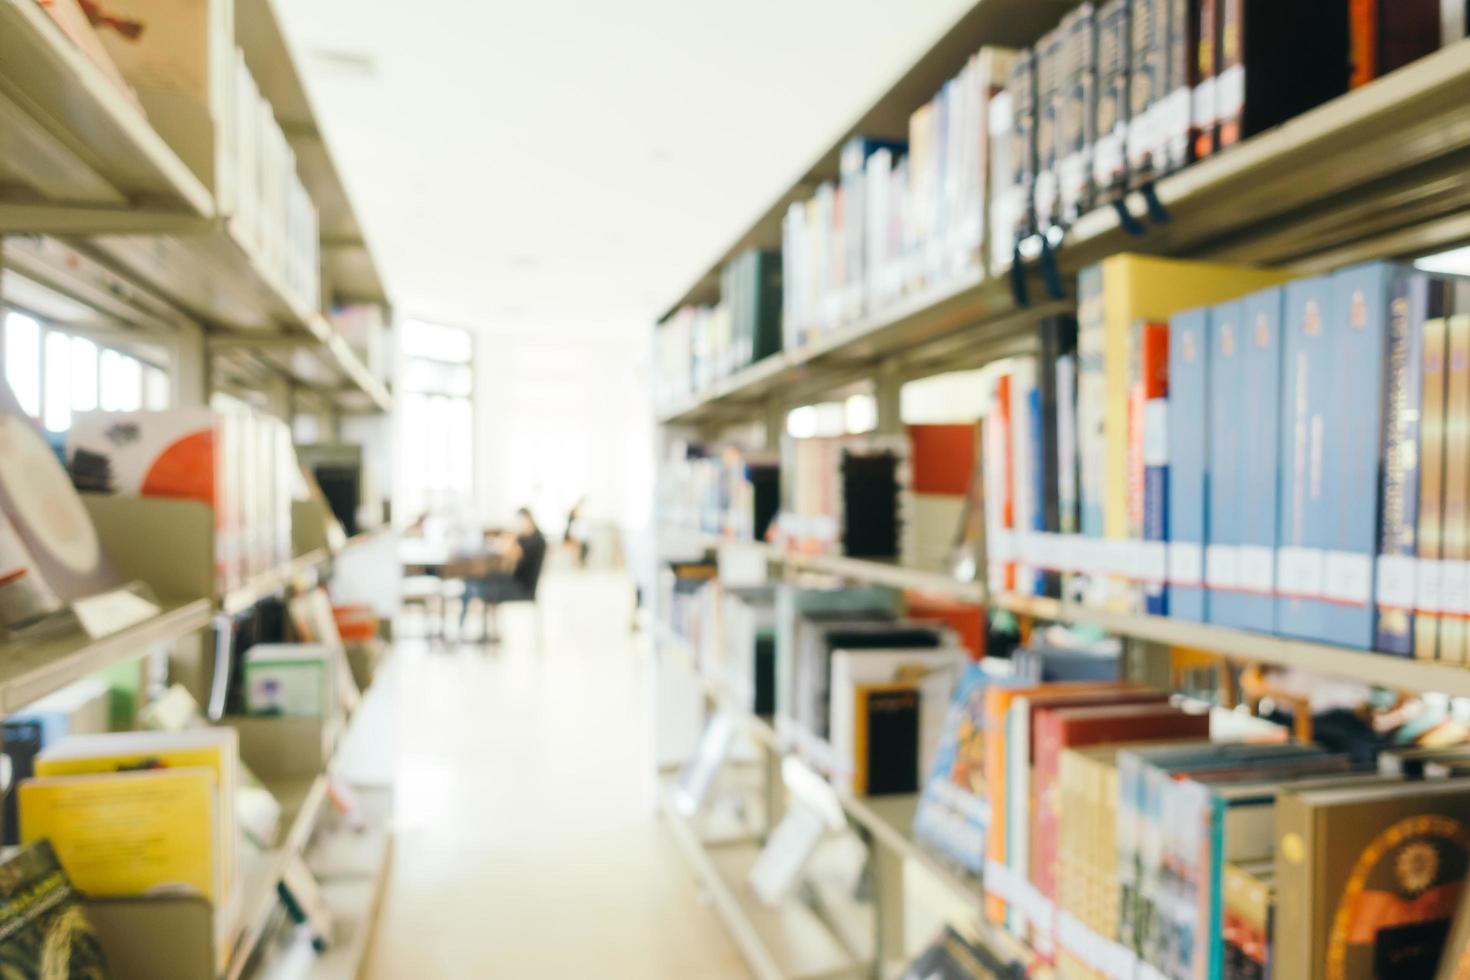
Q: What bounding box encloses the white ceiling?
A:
[277,0,973,345]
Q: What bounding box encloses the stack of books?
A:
[780,434,911,561]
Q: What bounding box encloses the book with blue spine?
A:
[1166,308,1208,621]
[1207,301,1247,629]
[1321,262,1396,649]
[1376,275,1450,655]
[1140,320,1169,616]
[1276,277,1334,642]
[1010,357,1041,595]
[1238,286,1285,630]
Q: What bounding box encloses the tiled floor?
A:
[364,569,749,978]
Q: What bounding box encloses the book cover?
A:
[1162,0,1197,172]
[20,768,218,902]
[1128,0,1165,183]
[899,925,1010,979]
[1040,317,1079,599]
[1440,312,1470,663]
[1222,861,1273,980]
[0,839,110,979]
[914,663,1008,874]
[1034,28,1065,230]
[1417,315,1451,662]
[829,647,962,795]
[1378,277,1448,656]
[1208,301,1247,629]
[1239,287,1285,629]
[1278,277,1336,643]
[1275,779,1470,980]
[1349,0,1442,88]
[1322,263,1399,650]
[1194,0,1219,159]
[1168,307,1210,621]
[854,684,922,796]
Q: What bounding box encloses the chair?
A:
[475,537,547,648]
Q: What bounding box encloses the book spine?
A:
[1011,359,1039,594]
[1162,0,1197,173]
[1168,309,1209,622]
[1093,0,1132,195]
[1127,0,1164,182]
[1276,278,1334,643]
[1059,6,1097,224]
[1442,312,1470,663]
[1322,263,1393,650]
[1207,302,1246,628]
[1058,353,1081,537]
[1129,319,1148,560]
[987,374,1016,592]
[1034,30,1064,230]
[1350,0,1380,87]
[1215,0,1244,150]
[1445,0,1469,42]
[1415,316,1449,661]
[1075,265,1107,601]
[1193,0,1218,160]
[1030,385,1049,597]
[1143,320,1170,616]
[1271,793,1312,980]
[1009,52,1038,248]
[1376,275,1425,655]
[1239,288,1284,629]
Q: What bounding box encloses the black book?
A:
[1,719,44,846]
[900,925,1020,979]
[840,448,901,558]
[1037,315,1079,598]
[747,461,780,541]
[861,686,920,796]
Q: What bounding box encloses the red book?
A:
[908,424,978,495]
[987,375,1015,591]
[1350,0,1441,88]
[1030,702,1211,905]
[903,591,984,660]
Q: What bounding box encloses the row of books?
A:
[981,254,1470,661]
[658,442,778,544]
[653,248,783,410]
[780,434,911,561]
[912,675,1470,980]
[990,0,1457,271]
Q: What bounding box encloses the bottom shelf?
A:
[660,781,869,980]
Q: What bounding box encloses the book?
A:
[1349,0,1442,88]
[2,679,110,846]
[1076,264,1107,604]
[1240,288,1286,628]
[1057,352,1081,538]
[1040,316,1081,600]
[1194,0,1220,159]
[986,373,1016,593]
[1058,5,1098,224]
[1128,0,1166,183]
[1034,28,1065,230]
[20,767,219,902]
[1222,860,1273,980]
[1277,276,1336,644]
[1005,50,1038,254]
[899,925,1010,979]
[1418,315,1452,661]
[1168,307,1209,621]
[1274,779,1470,980]
[1093,0,1132,196]
[914,663,1004,874]
[1010,357,1042,595]
[1441,311,1470,664]
[855,684,922,796]
[1161,0,1197,173]
[0,839,111,978]
[243,643,335,718]
[1137,319,1170,614]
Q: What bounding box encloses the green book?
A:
[0,839,111,978]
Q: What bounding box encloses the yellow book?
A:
[35,729,240,933]
[1094,255,1293,609]
[19,767,218,902]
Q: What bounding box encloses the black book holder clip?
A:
[1139,180,1171,226]
[1009,241,1030,308]
[1112,194,1147,237]
[1039,233,1065,301]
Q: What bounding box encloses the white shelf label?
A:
[1443,560,1469,615]
[1322,551,1373,606]
[1277,547,1325,599]
[1376,554,1417,609]
[1168,541,1204,586]
[1206,544,1241,590]
[1137,541,1167,584]
[1417,558,1445,612]
[1238,546,1275,595]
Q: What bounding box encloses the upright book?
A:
[1239,287,1286,629]
[1168,307,1210,621]
[0,840,111,979]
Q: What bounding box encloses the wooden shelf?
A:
[658,36,1470,424]
[0,0,214,232]
[0,598,211,715]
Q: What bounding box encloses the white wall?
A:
[473,332,649,537]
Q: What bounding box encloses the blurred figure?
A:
[564,497,589,568]
[462,507,547,642]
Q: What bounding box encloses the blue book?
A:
[1376,275,1452,654]
[1167,308,1209,622]
[1239,287,1285,630]
[1321,262,1398,649]
[1028,384,1048,596]
[1277,277,1335,642]
[1207,301,1248,629]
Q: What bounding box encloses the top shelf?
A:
[661,33,1470,425]
[0,0,215,229]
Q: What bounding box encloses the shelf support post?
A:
[874,362,902,436]
[865,828,905,978]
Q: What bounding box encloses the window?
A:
[2,309,165,427]
[397,320,475,523]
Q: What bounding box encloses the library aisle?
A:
[369,570,747,979]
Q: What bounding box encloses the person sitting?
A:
[460,507,547,642]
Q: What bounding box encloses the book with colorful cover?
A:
[900,925,1012,979]
[986,373,1016,593]
[1417,314,1451,662]
[1138,319,1170,615]
[0,839,110,980]
[1167,307,1210,621]
[1274,778,1470,980]
[914,663,1008,875]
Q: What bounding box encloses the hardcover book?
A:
[1093,0,1132,196]
[1127,0,1166,183]
[1349,0,1442,88]
[1417,316,1451,662]
[1039,316,1080,598]
[1162,0,1197,172]
[1439,311,1470,664]
[1194,0,1220,159]
[1034,28,1065,230]
[1168,306,1210,621]
[914,663,1007,874]
[1138,319,1170,615]
[1274,779,1470,980]
[1058,4,1098,223]
[1239,286,1286,630]
[0,840,110,980]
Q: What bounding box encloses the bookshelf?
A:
[0,0,215,231]
[658,36,1470,428]
[0,599,212,715]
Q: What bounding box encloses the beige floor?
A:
[364,569,750,979]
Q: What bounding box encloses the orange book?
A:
[904,592,984,660]
[987,375,1015,592]
[909,424,979,496]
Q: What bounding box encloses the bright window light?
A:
[144,366,170,409]
[4,312,41,417]
[100,349,143,411]
[814,401,846,437]
[43,331,71,432]
[1416,245,1470,276]
[401,320,473,363]
[787,405,817,438]
[70,336,98,413]
[845,394,877,433]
